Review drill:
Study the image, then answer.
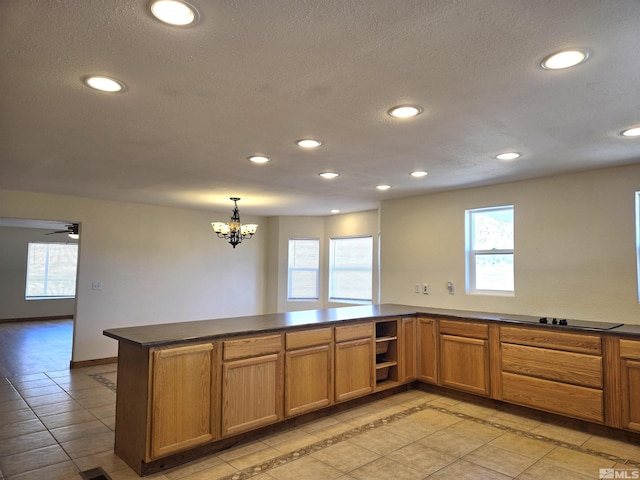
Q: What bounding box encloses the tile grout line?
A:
[84,374,640,477]
[213,401,640,480]
[2,374,78,478]
[1,370,117,479]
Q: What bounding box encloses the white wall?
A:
[380,164,640,324]
[0,227,76,320]
[0,190,267,362]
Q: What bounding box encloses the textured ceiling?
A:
[1,0,639,216]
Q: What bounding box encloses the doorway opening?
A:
[0,217,79,376]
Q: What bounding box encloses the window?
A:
[329,236,373,303]
[288,238,320,300]
[466,205,514,294]
[636,192,640,302]
[25,242,78,299]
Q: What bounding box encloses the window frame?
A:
[465,205,515,296]
[328,235,373,304]
[25,241,78,300]
[287,237,320,301]
[636,192,640,303]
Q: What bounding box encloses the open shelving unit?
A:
[375,319,399,389]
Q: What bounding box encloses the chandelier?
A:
[211,197,258,248]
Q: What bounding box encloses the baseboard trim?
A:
[0,315,73,324]
[70,357,118,369]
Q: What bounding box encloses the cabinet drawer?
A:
[500,326,601,355]
[502,372,603,423]
[439,320,488,339]
[620,339,640,360]
[286,328,332,350]
[501,343,602,388]
[223,334,282,361]
[335,323,373,342]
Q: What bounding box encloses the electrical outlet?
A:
[91,281,102,291]
[422,284,429,294]
[447,281,454,295]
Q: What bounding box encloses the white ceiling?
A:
[1,0,639,217]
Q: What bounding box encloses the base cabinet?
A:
[150,343,217,459]
[417,317,438,384]
[110,312,640,477]
[400,317,417,383]
[620,339,640,432]
[221,334,283,437]
[334,323,373,402]
[285,328,333,417]
[439,320,490,396]
[499,326,604,423]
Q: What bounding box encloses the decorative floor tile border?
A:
[217,402,640,480]
[89,371,117,393]
[88,372,640,478]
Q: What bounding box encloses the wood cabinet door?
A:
[401,317,417,383]
[440,334,490,396]
[285,344,332,417]
[221,353,282,437]
[335,338,373,402]
[621,359,640,432]
[417,317,438,384]
[150,343,216,459]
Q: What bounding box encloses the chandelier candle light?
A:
[211,197,258,248]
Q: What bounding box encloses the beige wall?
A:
[0,227,77,320]
[380,163,640,324]
[267,210,379,313]
[325,210,380,307]
[0,190,266,362]
[2,162,638,363]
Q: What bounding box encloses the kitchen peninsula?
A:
[104,304,640,476]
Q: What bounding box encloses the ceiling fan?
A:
[45,223,79,239]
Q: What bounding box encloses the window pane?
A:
[330,269,372,301]
[474,253,514,291]
[26,243,78,298]
[329,236,373,302]
[288,238,319,300]
[472,208,513,250]
[467,205,514,294]
[332,237,372,267]
[288,239,319,268]
[290,270,318,298]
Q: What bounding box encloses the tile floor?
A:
[1,364,639,480]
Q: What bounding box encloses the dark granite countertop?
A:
[103,303,638,348]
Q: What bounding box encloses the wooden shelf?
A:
[375,360,397,369]
[376,336,397,343]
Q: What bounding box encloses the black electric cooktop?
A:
[501,316,623,331]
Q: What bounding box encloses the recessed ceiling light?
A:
[496,152,520,161]
[150,0,198,26]
[319,172,339,179]
[248,155,271,164]
[376,184,391,190]
[410,171,428,178]
[296,139,322,148]
[541,49,588,70]
[388,105,422,119]
[331,209,340,214]
[621,127,640,137]
[84,76,125,92]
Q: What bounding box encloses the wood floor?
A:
[0,319,73,377]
